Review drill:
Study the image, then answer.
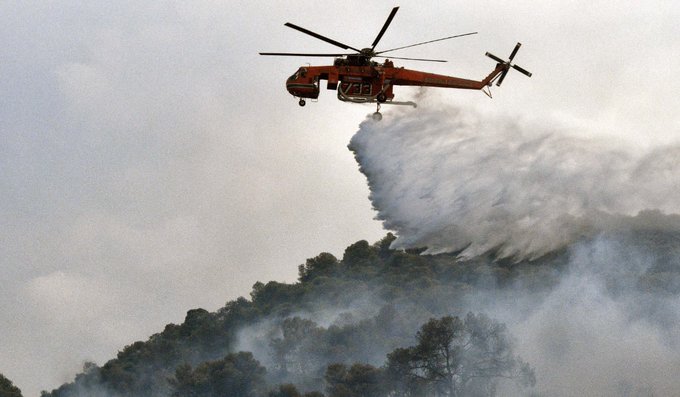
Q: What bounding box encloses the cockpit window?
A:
[288,67,309,81]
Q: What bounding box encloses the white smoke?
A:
[349,100,680,260]
[511,235,680,397]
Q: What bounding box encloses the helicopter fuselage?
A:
[286,59,506,104]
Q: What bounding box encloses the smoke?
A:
[510,234,680,396]
[349,100,680,260]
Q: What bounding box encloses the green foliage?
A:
[169,352,266,397]
[39,234,549,396]
[41,231,680,397]
[298,253,340,282]
[250,281,306,316]
[325,363,385,397]
[0,373,23,397]
[267,308,418,391]
[342,240,375,267]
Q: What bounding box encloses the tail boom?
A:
[392,64,506,91]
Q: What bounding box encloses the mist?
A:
[511,234,680,396]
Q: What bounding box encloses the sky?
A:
[2,1,680,395]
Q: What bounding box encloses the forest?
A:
[22,228,680,396]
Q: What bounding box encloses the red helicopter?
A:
[261,6,531,120]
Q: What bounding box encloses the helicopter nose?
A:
[286,80,319,99]
[285,81,297,95]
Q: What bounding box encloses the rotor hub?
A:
[360,48,377,58]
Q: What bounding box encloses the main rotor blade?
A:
[376,55,447,63]
[284,22,362,52]
[260,52,348,57]
[376,32,477,54]
[508,42,521,61]
[512,64,532,77]
[371,6,400,50]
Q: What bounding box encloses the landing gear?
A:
[377,93,387,103]
[372,103,382,121]
[299,99,306,107]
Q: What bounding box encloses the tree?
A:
[325,363,385,397]
[0,374,22,397]
[39,235,562,397]
[342,240,375,267]
[384,347,428,397]
[298,253,340,282]
[169,352,266,397]
[385,313,535,397]
[270,317,324,377]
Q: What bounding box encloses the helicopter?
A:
[260,6,532,120]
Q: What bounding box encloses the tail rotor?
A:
[486,42,532,86]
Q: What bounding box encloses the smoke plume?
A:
[349,100,680,260]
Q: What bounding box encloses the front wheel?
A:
[299,99,306,107]
[377,93,387,103]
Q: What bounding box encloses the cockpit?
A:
[285,67,319,103]
[287,67,308,81]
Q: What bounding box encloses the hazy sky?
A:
[2,1,680,395]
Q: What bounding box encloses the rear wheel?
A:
[377,93,387,103]
[299,99,306,107]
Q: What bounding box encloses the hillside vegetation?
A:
[40,230,680,396]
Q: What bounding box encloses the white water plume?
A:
[349,101,680,260]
